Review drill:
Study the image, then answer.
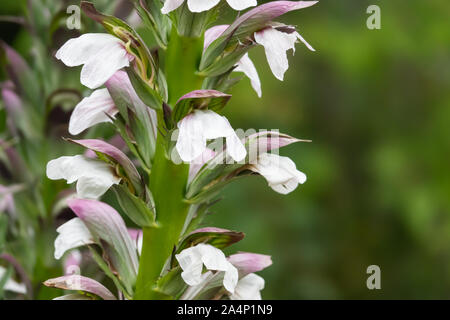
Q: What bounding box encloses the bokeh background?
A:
[1,0,450,299]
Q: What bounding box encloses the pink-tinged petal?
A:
[222,1,318,41]
[234,53,262,97]
[69,139,142,192]
[173,89,231,123]
[246,131,305,158]
[64,250,83,274]
[178,227,244,252]
[0,42,29,90]
[187,0,220,13]
[226,0,257,11]
[161,0,185,14]
[67,199,139,278]
[53,293,93,300]
[190,227,231,234]
[0,184,20,215]
[176,90,231,104]
[56,33,131,89]
[69,88,117,135]
[105,70,157,129]
[230,273,264,300]
[128,228,143,255]
[204,25,229,50]
[1,87,22,114]
[228,252,272,276]
[44,275,116,300]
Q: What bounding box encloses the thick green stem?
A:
[165,28,204,105]
[134,26,205,300]
[134,137,189,299]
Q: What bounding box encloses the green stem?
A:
[134,136,189,300]
[165,28,204,105]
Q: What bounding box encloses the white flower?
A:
[230,273,265,300]
[254,26,315,81]
[176,110,246,163]
[69,88,118,135]
[175,243,238,293]
[162,0,256,14]
[204,25,262,98]
[54,218,95,260]
[56,33,133,89]
[0,266,26,295]
[234,53,262,98]
[46,155,121,199]
[249,153,306,194]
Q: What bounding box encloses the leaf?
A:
[154,267,187,299]
[177,228,244,253]
[172,90,231,123]
[126,68,163,111]
[112,185,157,228]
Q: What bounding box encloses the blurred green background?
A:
[2,0,450,299]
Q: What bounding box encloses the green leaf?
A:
[154,267,187,299]
[126,68,163,111]
[177,229,244,253]
[112,185,157,228]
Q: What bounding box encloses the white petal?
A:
[223,264,239,294]
[46,155,121,199]
[230,273,264,300]
[187,0,220,13]
[76,175,119,199]
[176,244,238,293]
[226,0,257,11]
[0,266,26,294]
[55,218,94,260]
[226,133,247,162]
[161,0,185,14]
[176,246,204,286]
[80,43,130,89]
[176,113,207,162]
[198,244,230,272]
[69,88,118,135]
[56,33,130,89]
[56,34,119,67]
[176,110,246,162]
[295,31,315,52]
[250,153,306,194]
[254,28,298,81]
[235,53,262,98]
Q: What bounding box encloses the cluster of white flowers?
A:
[41,0,317,300]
